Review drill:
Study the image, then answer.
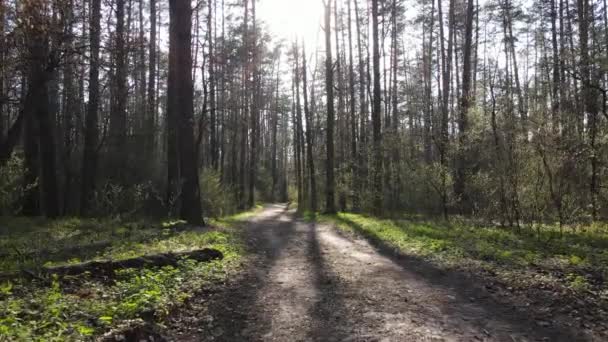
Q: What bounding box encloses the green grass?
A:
[313,212,608,298]
[0,208,260,341]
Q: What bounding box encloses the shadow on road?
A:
[307,221,355,341]
[331,214,588,342]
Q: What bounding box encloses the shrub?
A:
[91,182,163,219]
[199,168,238,218]
[0,154,31,215]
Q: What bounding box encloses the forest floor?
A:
[165,204,606,341]
[0,209,260,341]
[2,204,606,341]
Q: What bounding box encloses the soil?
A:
[164,204,592,341]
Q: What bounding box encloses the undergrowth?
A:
[0,209,258,341]
[312,212,608,299]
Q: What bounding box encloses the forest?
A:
[1,0,608,340]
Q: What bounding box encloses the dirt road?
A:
[166,204,587,341]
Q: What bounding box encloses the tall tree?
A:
[302,44,317,212]
[354,0,367,212]
[248,0,258,208]
[81,0,102,215]
[371,0,383,215]
[209,0,218,170]
[293,42,304,209]
[109,0,128,182]
[324,0,336,214]
[145,0,157,160]
[22,1,59,218]
[346,0,359,211]
[577,0,599,219]
[167,0,203,224]
[454,0,475,213]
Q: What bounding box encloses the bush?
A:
[199,168,238,218]
[0,154,31,215]
[91,182,163,219]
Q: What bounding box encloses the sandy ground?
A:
[165,204,589,342]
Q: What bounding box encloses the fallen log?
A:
[45,248,223,277]
[1,248,223,281]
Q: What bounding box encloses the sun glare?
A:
[258,0,324,47]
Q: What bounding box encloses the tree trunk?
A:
[324,1,336,214]
[248,0,258,208]
[302,44,317,212]
[423,0,435,163]
[354,0,367,211]
[294,43,305,209]
[22,7,59,218]
[209,0,218,170]
[577,0,599,219]
[145,0,157,162]
[81,0,101,215]
[238,0,249,209]
[371,0,383,215]
[109,0,128,183]
[437,0,453,219]
[271,56,280,201]
[454,0,474,214]
[168,0,203,224]
[61,3,77,215]
[347,0,359,211]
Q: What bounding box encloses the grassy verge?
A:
[0,209,260,341]
[312,212,608,307]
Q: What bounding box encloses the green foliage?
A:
[317,213,608,298]
[567,273,590,291]
[210,205,263,229]
[0,154,32,215]
[199,168,238,218]
[91,181,163,219]
[0,207,258,340]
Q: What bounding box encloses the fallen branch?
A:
[0,248,223,281]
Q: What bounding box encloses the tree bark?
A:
[109,0,128,183]
[248,0,258,208]
[168,0,203,224]
[209,0,218,170]
[324,1,336,214]
[346,0,359,211]
[371,0,383,215]
[454,0,474,213]
[302,44,317,212]
[81,0,101,215]
[577,0,599,219]
[294,43,304,209]
[22,7,59,218]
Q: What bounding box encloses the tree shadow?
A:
[168,204,299,341]
[331,214,589,341]
[307,221,354,341]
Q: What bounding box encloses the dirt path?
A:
[165,204,587,341]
